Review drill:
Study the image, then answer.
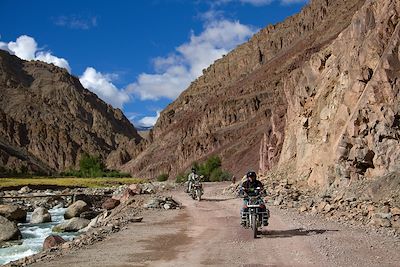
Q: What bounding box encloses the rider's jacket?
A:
[241,179,264,196]
[188,172,199,182]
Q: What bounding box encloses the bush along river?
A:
[0,207,78,265]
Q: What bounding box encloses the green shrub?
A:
[175,173,187,183]
[197,156,221,180]
[157,173,169,182]
[186,155,230,182]
[209,168,231,182]
[61,153,130,178]
[79,153,104,177]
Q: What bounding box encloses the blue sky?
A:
[0,0,307,128]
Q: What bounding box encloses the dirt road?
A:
[32,183,400,267]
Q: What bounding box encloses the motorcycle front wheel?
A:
[196,189,202,201]
[251,213,257,238]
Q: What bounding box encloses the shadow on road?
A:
[260,228,338,238]
[201,197,237,202]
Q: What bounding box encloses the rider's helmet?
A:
[246,171,257,180]
[191,167,196,173]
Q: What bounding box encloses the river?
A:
[0,207,78,265]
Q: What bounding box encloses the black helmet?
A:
[191,168,196,173]
[246,171,256,179]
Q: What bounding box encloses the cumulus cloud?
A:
[53,15,98,30]
[137,111,160,128]
[79,67,130,109]
[0,35,71,72]
[127,19,255,100]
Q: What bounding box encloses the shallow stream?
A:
[0,208,78,265]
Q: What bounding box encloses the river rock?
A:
[80,210,101,220]
[128,184,142,194]
[119,188,136,203]
[53,217,90,232]
[102,198,120,210]
[0,204,27,222]
[43,235,66,250]
[64,200,89,219]
[18,186,31,194]
[31,207,52,224]
[0,215,22,241]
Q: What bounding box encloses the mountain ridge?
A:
[0,50,142,174]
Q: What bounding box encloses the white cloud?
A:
[35,52,71,72]
[53,15,98,30]
[7,35,37,60]
[137,111,160,128]
[240,0,273,6]
[0,35,71,72]
[79,67,130,109]
[127,19,255,100]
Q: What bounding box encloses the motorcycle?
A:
[189,176,204,201]
[240,187,270,238]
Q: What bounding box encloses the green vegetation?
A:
[0,153,142,188]
[175,155,231,183]
[175,173,187,183]
[0,177,145,188]
[156,173,169,182]
[62,153,131,178]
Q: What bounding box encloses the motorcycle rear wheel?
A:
[251,213,257,238]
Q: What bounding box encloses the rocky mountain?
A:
[122,0,400,198]
[122,0,368,179]
[0,50,142,174]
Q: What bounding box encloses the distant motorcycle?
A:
[240,187,270,238]
[189,176,204,201]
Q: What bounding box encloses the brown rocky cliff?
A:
[0,50,142,174]
[280,0,400,189]
[122,0,366,179]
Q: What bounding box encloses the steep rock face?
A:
[122,0,366,178]
[0,51,141,174]
[280,0,400,188]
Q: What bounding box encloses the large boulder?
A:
[102,198,120,210]
[53,217,90,232]
[18,186,31,194]
[64,200,89,219]
[43,235,66,250]
[31,207,52,224]
[128,184,142,194]
[80,210,101,220]
[0,215,22,241]
[119,188,136,203]
[0,205,27,222]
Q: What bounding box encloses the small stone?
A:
[390,207,400,216]
[299,205,308,213]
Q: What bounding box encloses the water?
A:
[0,208,79,265]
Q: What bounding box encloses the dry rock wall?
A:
[280,0,400,190]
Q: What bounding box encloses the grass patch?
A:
[0,177,146,189]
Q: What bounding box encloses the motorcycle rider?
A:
[187,167,199,193]
[239,171,269,226]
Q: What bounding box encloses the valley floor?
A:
[30,183,400,267]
